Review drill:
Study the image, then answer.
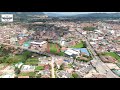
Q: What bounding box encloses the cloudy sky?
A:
[44,12,118,15]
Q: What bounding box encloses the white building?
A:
[30,41,47,46]
[64,49,80,56]
[10,37,18,44]
[60,37,65,46]
[21,65,35,72]
[0,73,15,78]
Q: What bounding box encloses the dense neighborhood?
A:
[0,12,120,78]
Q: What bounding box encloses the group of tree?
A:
[83,26,96,31]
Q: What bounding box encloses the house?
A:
[61,46,67,52]
[10,37,18,45]
[0,65,15,74]
[30,41,48,52]
[30,41,47,46]
[116,50,120,56]
[65,68,74,73]
[18,37,27,46]
[44,65,50,70]
[18,33,28,37]
[41,74,50,78]
[112,69,120,77]
[63,59,73,64]
[55,59,64,69]
[56,70,71,78]
[21,65,35,73]
[0,73,15,78]
[82,31,87,35]
[83,68,97,78]
[38,60,50,66]
[91,74,107,78]
[60,37,66,46]
[38,70,51,76]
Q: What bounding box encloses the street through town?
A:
[75,29,119,78]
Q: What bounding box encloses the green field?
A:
[49,43,65,56]
[103,52,120,61]
[1,55,25,64]
[0,50,35,64]
[18,72,36,77]
[50,43,58,53]
[70,41,84,48]
[56,52,65,56]
[25,58,39,65]
[35,66,44,70]
[25,61,38,65]
[83,27,96,31]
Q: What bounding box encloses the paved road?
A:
[75,29,119,78]
[51,57,55,78]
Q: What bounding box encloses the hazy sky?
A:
[44,12,118,15]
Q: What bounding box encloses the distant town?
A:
[0,12,120,78]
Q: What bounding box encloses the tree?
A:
[81,41,87,48]
[72,73,79,78]
[15,67,20,74]
[76,57,81,61]
[83,27,96,31]
[59,63,65,70]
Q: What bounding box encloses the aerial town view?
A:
[0,12,120,78]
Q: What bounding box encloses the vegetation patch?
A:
[71,41,86,48]
[83,27,96,31]
[35,66,44,71]
[18,72,36,77]
[50,43,58,53]
[102,52,120,61]
[72,73,79,78]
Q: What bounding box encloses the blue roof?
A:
[72,48,90,56]
[18,34,28,37]
[23,41,31,47]
[64,60,70,63]
[80,48,90,56]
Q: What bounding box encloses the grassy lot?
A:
[25,61,38,65]
[50,43,58,54]
[83,27,96,31]
[27,58,38,61]
[35,66,44,71]
[72,73,79,78]
[0,63,8,69]
[18,72,36,77]
[49,43,65,56]
[70,41,84,48]
[68,64,73,68]
[56,52,65,56]
[103,52,120,61]
[25,58,39,65]
[0,50,36,64]
[2,55,25,64]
